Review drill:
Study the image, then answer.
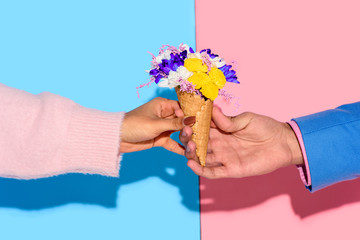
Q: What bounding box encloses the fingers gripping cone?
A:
[176,87,212,166]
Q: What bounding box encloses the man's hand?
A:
[180,106,303,179]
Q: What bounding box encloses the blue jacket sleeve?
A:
[293,102,360,192]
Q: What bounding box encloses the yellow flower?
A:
[209,67,226,88]
[184,58,208,73]
[200,82,219,101]
[184,61,225,101]
[187,72,211,89]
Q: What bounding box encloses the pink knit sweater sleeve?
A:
[0,83,125,179]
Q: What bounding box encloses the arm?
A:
[0,83,192,180]
[180,102,360,192]
[0,83,124,179]
[292,102,360,191]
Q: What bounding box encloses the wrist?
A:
[284,123,304,165]
[120,112,131,143]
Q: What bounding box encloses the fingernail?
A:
[186,146,191,153]
[182,130,187,137]
[183,116,196,126]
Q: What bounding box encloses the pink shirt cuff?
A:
[288,120,311,187]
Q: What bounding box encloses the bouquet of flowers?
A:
[144,44,239,166]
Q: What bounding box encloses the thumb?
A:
[157,116,196,132]
[212,106,252,133]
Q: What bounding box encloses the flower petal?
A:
[227,77,240,84]
[149,69,159,75]
[184,58,208,73]
[226,70,236,78]
[155,74,163,84]
[187,72,211,89]
[209,67,226,88]
[200,82,219,100]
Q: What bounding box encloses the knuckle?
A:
[175,118,184,128]
[240,111,255,121]
[222,122,234,132]
[185,152,195,160]
[153,97,165,102]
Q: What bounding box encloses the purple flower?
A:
[159,59,172,74]
[219,64,240,84]
[149,69,159,76]
[154,74,162,84]
[149,69,163,84]
[150,50,188,84]
[200,49,218,59]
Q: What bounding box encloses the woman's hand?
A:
[120,97,195,154]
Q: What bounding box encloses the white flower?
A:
[176,66,193,80]
[188,52,202,59]
[181,44,190,52]
[158,66,193,89]
[155,56,162,64]
[156,50,172,64]
[158,79,177,88]
[180,44,192,57]
[211,57,226,68]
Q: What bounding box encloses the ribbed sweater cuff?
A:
[62,105,125,177]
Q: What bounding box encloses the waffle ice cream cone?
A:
[176,87,212,166]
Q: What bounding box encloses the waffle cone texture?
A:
[176,87,212,166]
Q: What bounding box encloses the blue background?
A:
[0,1,199,239]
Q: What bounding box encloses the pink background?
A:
[196,0,360,239]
